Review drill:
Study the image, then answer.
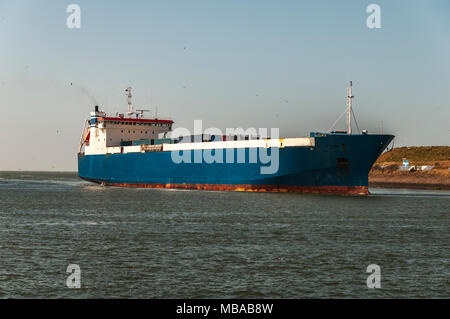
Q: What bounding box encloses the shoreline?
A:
[369,146,450,190]
[1,171,450,191]
[369,181,450,191]
[369,173,450,191]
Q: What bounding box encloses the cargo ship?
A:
[78,83,394,194]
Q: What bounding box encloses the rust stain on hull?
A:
[97,181,369,195]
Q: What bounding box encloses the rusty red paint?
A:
[101,182,370,195]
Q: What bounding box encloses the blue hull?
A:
[78,134,394,194]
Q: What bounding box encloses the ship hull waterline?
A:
[80,178,370,195]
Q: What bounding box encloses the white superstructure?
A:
[79,88,315,156]
[79,88,173,155]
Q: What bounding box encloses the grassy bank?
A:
[369,146,450,190]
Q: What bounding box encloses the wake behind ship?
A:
[78,84,394,194]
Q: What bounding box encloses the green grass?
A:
[377,146,450,163]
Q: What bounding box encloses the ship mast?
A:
[347,81,354,135]
[126,87,133,115]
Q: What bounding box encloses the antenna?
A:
[125,87,133,114]
[347,81,354,135]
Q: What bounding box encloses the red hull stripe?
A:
[100,182,370,195]
[100,117,174,124]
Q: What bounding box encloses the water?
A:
[0,171,448,298]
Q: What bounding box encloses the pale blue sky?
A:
[0,0,449,171]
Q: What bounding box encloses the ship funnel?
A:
[95,105,99,112]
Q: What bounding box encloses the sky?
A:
[0,0,449,171]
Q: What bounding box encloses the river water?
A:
[0,171,448,298]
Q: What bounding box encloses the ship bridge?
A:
[79,88,174,154]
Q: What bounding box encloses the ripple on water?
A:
[0,173,449,298]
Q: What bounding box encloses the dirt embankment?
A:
[368,146,450,190]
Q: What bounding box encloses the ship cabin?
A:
[80,105,174,155]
